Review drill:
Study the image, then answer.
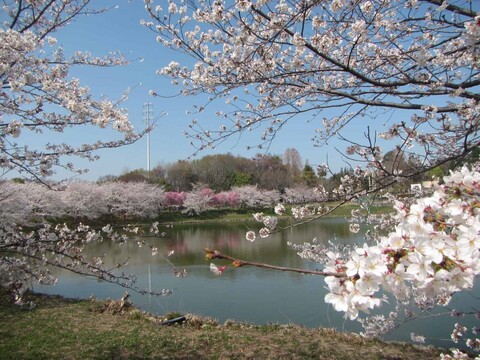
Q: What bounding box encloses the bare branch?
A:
[205,248,345,277]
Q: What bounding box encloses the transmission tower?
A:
[143,102,153,173]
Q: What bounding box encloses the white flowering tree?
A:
[1,1,144,182]
[146,0,479,188]
[0,1,173,304]
[147,0,480,357]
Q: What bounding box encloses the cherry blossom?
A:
[0,1,168,304]
[245,231,256,242]
[145,0,480,356]
[146,0,479,194]
[1,2,146,182]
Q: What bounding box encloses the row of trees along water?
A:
[100,148,472,193]
[0,178,318,222]
[4,146,476,222]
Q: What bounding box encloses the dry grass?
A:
[0,290,444,360]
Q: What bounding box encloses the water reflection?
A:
[34,218,479,349]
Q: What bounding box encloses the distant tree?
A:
[182,185,214,214]
[301,162,318,187]
[102,182,165,219]
[0,181,52,223]
[211,191,240,208]
[325,168,353,194]
[163,191,187,208]
[456,146,480,167]
[166,160,197,192]
[191,154,237,191]
[283,185,326,204]
[148,164,167,185]
[253,154,292,190]
[375,148,412,192]
[283,148,303,182]
[97,174,118,184]
[232,185,280,208]
[117,169,148,183]
[233,171,253,187]
[425,166,444,181]
[191,153,259,191]
[60,181,108,219]
[380,148,411,177]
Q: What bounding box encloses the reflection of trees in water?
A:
[70,219,363,271]
[281,218,361,246]
[48,239,155,279]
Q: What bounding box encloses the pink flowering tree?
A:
[212,190,240,209]
[163,191,187,208]
[0,1,172,304]
[148,0,480,357]
[226,191,240,208]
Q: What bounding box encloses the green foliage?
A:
[426,166,444,180]
[165,160,198,192]
[301,163,318,187]
[233,171,253,187]
[100,149,437,193]
[456,146,480,168]
[117,168,148,183]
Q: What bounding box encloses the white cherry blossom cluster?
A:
[146,0,479,182]
[323,165,480,335]
[1,2,140,181]
[241,164,480,356]
[246,212,279,241]
[0,0,169,305]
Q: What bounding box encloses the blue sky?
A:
[48,1,377,181]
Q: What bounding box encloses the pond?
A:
[34,218,479,349]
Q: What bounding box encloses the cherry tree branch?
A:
[205,248,345,277]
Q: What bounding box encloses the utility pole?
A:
[143,102,153,173]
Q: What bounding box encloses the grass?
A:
[143,203,394,229]
[327,203,394,217]
[0,290,445,360]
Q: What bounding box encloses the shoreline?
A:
[0,289,446,360]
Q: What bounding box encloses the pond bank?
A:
[64,202,393,229]
[0,290,445,360]
[157,203,393,225]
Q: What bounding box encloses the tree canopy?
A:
[1,0,142,182]
[0,1,163,304]
[146,0,479,191]
[146,2,480,356]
